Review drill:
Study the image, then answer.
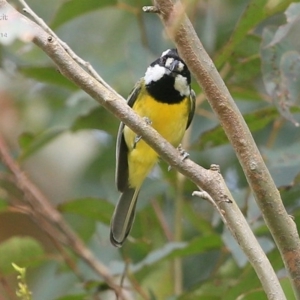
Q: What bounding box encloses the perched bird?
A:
[110,49,195,247]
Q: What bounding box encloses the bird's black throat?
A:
[145,75,186,104]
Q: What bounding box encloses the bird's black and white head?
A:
[144,49,191,104]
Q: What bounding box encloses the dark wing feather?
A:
[115,79,143,192]
[186,89,196,129]
[115,123,128,192]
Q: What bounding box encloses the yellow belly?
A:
[124,93,190,188]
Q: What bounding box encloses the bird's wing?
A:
[186,89,196,129]
[115,79,143,192]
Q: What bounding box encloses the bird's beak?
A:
[169,59,179,72]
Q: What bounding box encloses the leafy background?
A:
[0,0,300,299]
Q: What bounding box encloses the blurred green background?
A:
[0,0,300,299]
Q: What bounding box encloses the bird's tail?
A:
[110,187,140,247]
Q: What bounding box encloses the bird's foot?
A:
[177,144,189,161]
[168,144,189,171]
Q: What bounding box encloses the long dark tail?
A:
[110,187,140,247]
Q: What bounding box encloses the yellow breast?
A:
[124,91,190,188]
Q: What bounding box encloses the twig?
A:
[173,172,184,295]
[151,199,173,241]
[0,0,287,299]
[0,276,15,300]
[49,236,85,282]
[18,0,118,95]
[127,272,150,300]
[0,133,131,300]
[154,0,299,298]
[27,6,285,300]
[192,190,228,226]
[118,261,130,300]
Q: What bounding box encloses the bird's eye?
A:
[160,56,167,65]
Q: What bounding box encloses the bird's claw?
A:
[177,144,189,161]
[168,144,189,171]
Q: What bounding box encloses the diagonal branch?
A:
[0,133,132,300]
[0,0,287,299]
[153,0,300,297]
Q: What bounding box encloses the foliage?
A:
[0,0,300,299]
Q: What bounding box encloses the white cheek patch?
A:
[165,57,174,68]
[144,64,166,84]
[177,61,184,72]
[174,75,190,96]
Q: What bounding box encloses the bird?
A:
[110,49,195,247]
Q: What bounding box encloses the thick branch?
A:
[153,0,300,297]
[0,0,286,299]
[30,11,285,300]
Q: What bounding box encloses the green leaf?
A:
[132,242,186,272]
[198,107,279,150]
[0,237,44,275]
[260,4,300,125]
[51,0,118,29]
[64,213,96,242]
[278,172,300,210]
[0,199,8,212]
[183,201,216,235]
[71,106,118,134]
[18,128,65,161]
[167,236,222,259]
[20,66,77,90]
[262,142,300,186]
[215,0,297,68]
[58,198,114,225]
[230,56,261,87]
[268,2,300,46]
[280,277,297,300]
[223,267,263,299]
[227,35,262,88]
[83,280,110,292]
[278,51,300,123]
[132,236,221,272]
[0,176,23,200]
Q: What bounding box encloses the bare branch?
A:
[18,0,118,95]
[0,133,132,300]
[0,0,289,299]
[153,0,300,297]
[192,190,228,226]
